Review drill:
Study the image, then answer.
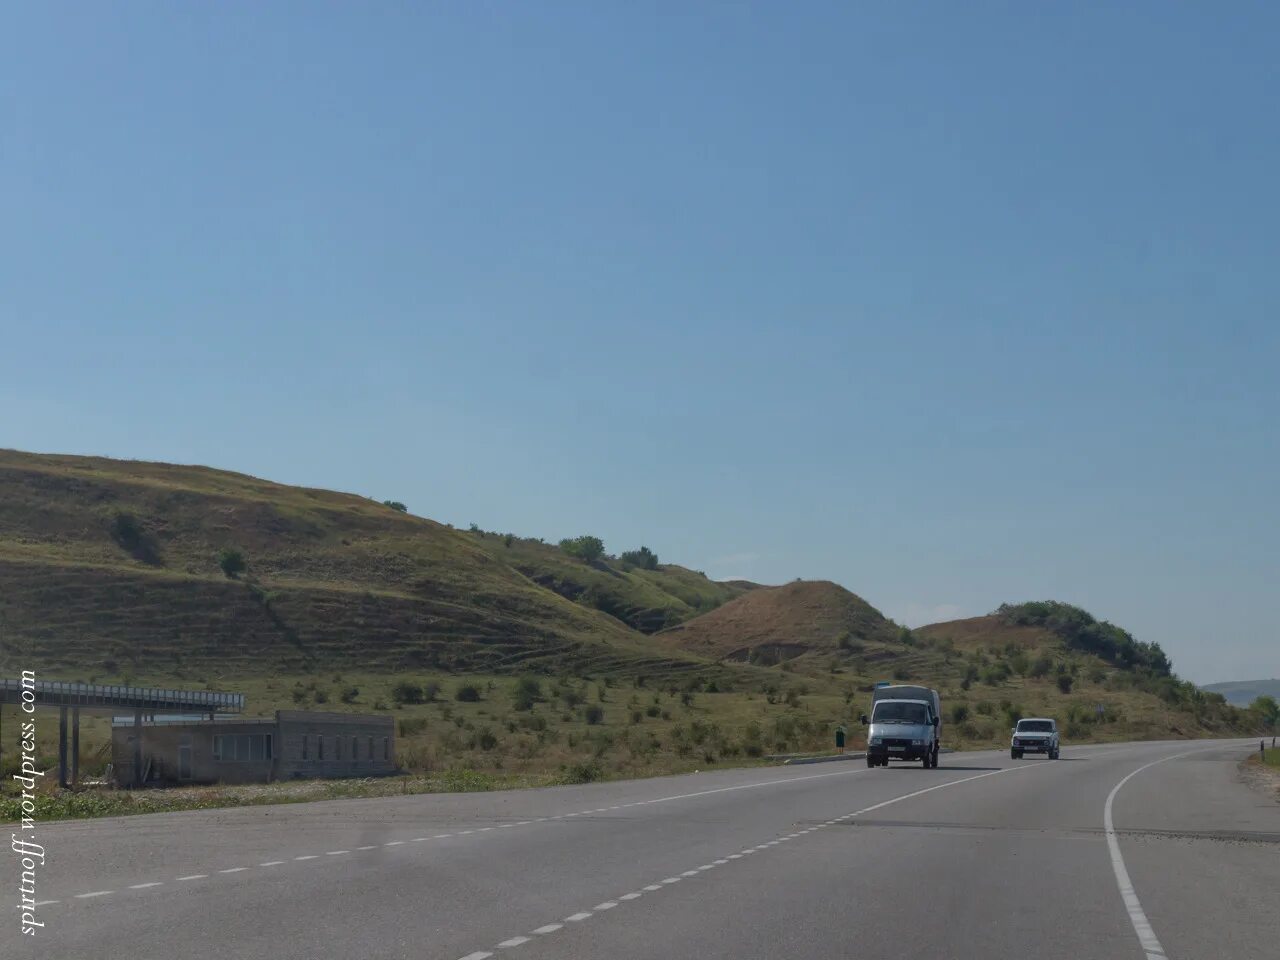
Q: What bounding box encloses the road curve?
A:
[11,739,1277,960]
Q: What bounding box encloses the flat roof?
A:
[0,678,245,713]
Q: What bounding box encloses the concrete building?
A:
[111,709,395,786]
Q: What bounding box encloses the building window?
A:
[318,735,325,761]
[213,734,273,762]
[301,735,309,761]
[383,737,389,761]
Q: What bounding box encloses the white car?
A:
[1011,718,1059,759]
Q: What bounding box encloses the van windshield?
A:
[1017,720,1054,732]
[872,701,929,724]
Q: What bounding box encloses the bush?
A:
[398,717,428,736]
[218,548,247,579]
[1029,656,1053,679]
[785,689,801,708]
[558,535,605,563]
[110,512,162,565]
[392,682,426,705]
[382,500,408,512]
[1056,674,1074,694]
[680,691,695,708]
[512,676,542,711]
[620,546,659,570]
[560,761,603,784]
[473,727,498,750]
[313,688,329,704]
[455,684,482,703]
[949,704,970,724]
[583,704,604,725]
[645,704,661,718]
[340,686,359,704]
[630,710,643,724]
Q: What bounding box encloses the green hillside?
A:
[0,450,714,681]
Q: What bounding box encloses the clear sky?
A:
[4,3,1277,684]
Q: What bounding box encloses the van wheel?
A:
[1011,749,1022,760]
[866,757,875,768]
[1050,749,1060,760]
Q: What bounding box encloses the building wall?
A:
[275,710,396,779]
[111,711,396,786]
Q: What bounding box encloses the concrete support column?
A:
[71,707,80,787]
[133,708,143,787]
[58,707,69,788]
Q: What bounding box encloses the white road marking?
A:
[643,884,663,891]
[384,841,404,847]
[295,855,319,860]
[661,877,681,884]
[515,821,531,826]
[593,901,618,910]
[533,924,563,934]
[681,870,699,877]
[727,854,743,859]
[620,892,643,900]
[177,874,207,881]
[459,830,475,834]
[478,827,493,832]
[714,859,729,865]
[458,953,493,960]
[411,837,429,842]
[1103,747,1218,960]
[696,864,714,871]
[33,900,59,907]
[565,912,592,922]
[219,867,248,873]
[356,846,377,851]
[326,850,349,856]
[497,936,530,947]
[76,891,112,898]
[129,882,163,889]
[434,834,453,839]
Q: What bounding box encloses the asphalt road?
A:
[9,739,1277,960]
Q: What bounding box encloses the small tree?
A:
[218,548,246,579]
[1056,674,1074,694]
[391,681,426,705]
[340,686,359,704]
[582,704,604,725]
[382,500,408,512]
[503,533,514,548]
[559,535,605,563]
[455,683,481,703]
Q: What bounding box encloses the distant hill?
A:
[655,580,902,665]
[1200,679,1280,706]
[0,450,726,681]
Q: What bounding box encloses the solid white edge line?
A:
[1103,747,1220,959]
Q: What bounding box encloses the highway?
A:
[13,739,1277,960]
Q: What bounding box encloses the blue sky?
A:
[3,3,1277,683]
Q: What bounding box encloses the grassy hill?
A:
[0,450,716,681]
[467,531,756,634]
[655,580,903,667]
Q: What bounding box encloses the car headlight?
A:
[869,737,882,746]
[911,739,924,746]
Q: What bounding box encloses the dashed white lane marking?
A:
[129,882,163,889]
[434,834,453,839]
[479,827,494,832]
[1103,746,1222,960]
[219,867,248,874]
[458,953,493,960]
[177,874,207,881]
[356,846,377,851]
[411,837,429,842]
[325,850,349,856]
[455,759,1048,960]
[33,900,59,907]
[260,860,286,866]
[533,924,563,934]
[384,841,404,847]
[75,891,112,898]
[459,829,475,834]
[295,855,319,860]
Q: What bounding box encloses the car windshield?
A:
[1017,721,1054,733]
[873,702,929,724]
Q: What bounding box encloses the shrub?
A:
[392,682,426,705]
[630,710,643,725]
[1029,656,1053,679]
[558,535,605,563]
[512,676,542,711]
[560,761,603,784]
[1009,652,1030,676]
[503,533,514,548]
[619,546,659,570]
[680,691,695,708]
[1056,674,1074,694]
[645,704,661,718]
[340,686,359,704]
[455,684,482,703]
[382,500,407,512]
[110,512,162,565]
[313,688,329,704]
[949,704,970,724]
[892,665,910,681]
[218,548,247,579]
[785,688,801,708]
[583,704,604,725]
[473,727,498,750]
